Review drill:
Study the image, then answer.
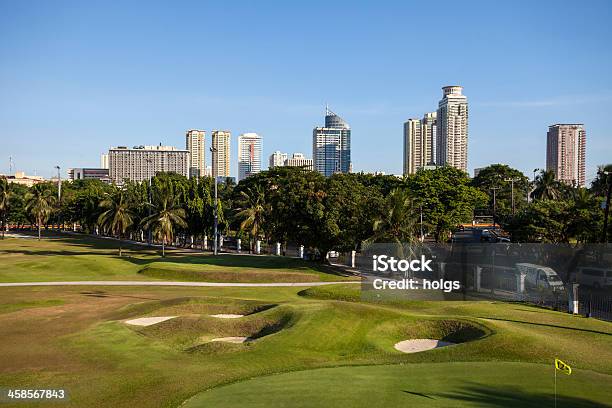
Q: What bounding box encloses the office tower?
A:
[285,153,314,171]
[185,129,206,178]
[546,124,586,187]
[100,154,109,169]
[237,132,262,181]
[269,151,288,169]
[403,112,437,175]
[211,130,231,178]
[436,86,468,172]
[313,107,351,177]
[108,145,189,184]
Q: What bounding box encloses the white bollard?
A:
[275,242,281,256]
[571,283,580,315]
[299,245,304,259]
[219,235,224,248]
[347,250,356,268]
[203,235,208,251]
[237,238,241,253]
[255,240,261,255]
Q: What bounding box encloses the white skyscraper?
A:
[269,151,288,169]
[108,145,189,184]
[238,132,262,181]
[436,86,468,172]
[403,112,437,175]
[185,129,206,178]
[100,153,109,169]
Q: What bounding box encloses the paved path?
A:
[0,280,360,288]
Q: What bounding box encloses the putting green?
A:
[183,362,612,408]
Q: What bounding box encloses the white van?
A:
[515,263,565,291]
[575,267,612,289]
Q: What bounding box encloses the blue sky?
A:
[1,0,611,181]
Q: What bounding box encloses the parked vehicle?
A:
[516,263,565,291]
[575,267,612,289]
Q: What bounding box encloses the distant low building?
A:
[269,151,288,169]
[68,168,110,183]
[284,153,313,171]
[1,171,45,187]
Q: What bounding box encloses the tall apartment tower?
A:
[211,130,231,179]
[403,112,437,175]
[436,86,468,172]
[313,107,351,177]
[269,151,288,169]
[238,133,262,181]
[546,124,586,187]
[185,129,206,178]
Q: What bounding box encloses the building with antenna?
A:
[312,107,351,177]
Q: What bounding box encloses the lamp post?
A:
[210,147,218,255]
[490,186,500,228]
[603,170,611,243]
[55,166,61,230]
[146,158,153,245]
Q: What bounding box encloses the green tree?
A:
[142,180,187,257]
[97,189,134,256]
[235,184,267,251]
[25,183,56,240]
[531,170,563,200]
[0,177,10,238]
[368,188,419,244]
[471,164,530,217]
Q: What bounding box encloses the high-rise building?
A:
[436,86,468,172]
[313,107,351,177]
[269,151,288,169]
[403,112,437,175]
[108,145,189,184]
[211,130,231,179]
[285,153,314,171]
[237,132,262,181]
[185,129,206,178]
[546,124,586,187]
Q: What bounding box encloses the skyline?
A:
[1,1,611,181]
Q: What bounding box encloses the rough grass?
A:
[0,235,356,283]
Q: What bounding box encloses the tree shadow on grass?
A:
[435,384,609,408]
[80,291,160,301]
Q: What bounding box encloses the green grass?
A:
[184,362,612,408]
[0,235,356,283]
[0,235,611,407]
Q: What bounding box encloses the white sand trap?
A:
[394,339,455,353]
[124,316,177,326]
[209,336,249,344]
[209,314,244,319]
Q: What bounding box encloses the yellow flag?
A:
[555,359,572,375]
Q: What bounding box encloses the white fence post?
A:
[347,250,356,268]
[237,238,241,253]
[275,242,281,256]
[299,245,304,259]
[203,235,208,251]
[571,283,580,315]
[219,235,224,248]
[255,240,261,255]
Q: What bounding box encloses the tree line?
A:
[0,164,610,258]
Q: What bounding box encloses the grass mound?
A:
[398,319,489,344]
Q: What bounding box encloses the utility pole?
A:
[210,147,218,255]
[603,170,611,243]
[146,158,153,245]
[504,177,521,215]
[420,205,424,242]
[490,186,501,228]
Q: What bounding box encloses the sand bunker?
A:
[209,314,244,319]
[124,316,177,326]
[394,339,455,353]
[209,336,249,343]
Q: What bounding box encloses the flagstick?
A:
[554,363,557,408]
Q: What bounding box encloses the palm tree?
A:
[98,189,134,256]
[142,182,187,257]
[25,184,55,240]
[0,177,10,239]
[235,185,266,251]
[368,188,419,244]
[531,170,562,200]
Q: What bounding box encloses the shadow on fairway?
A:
[436,384,609,408]
[478,316,612,336]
